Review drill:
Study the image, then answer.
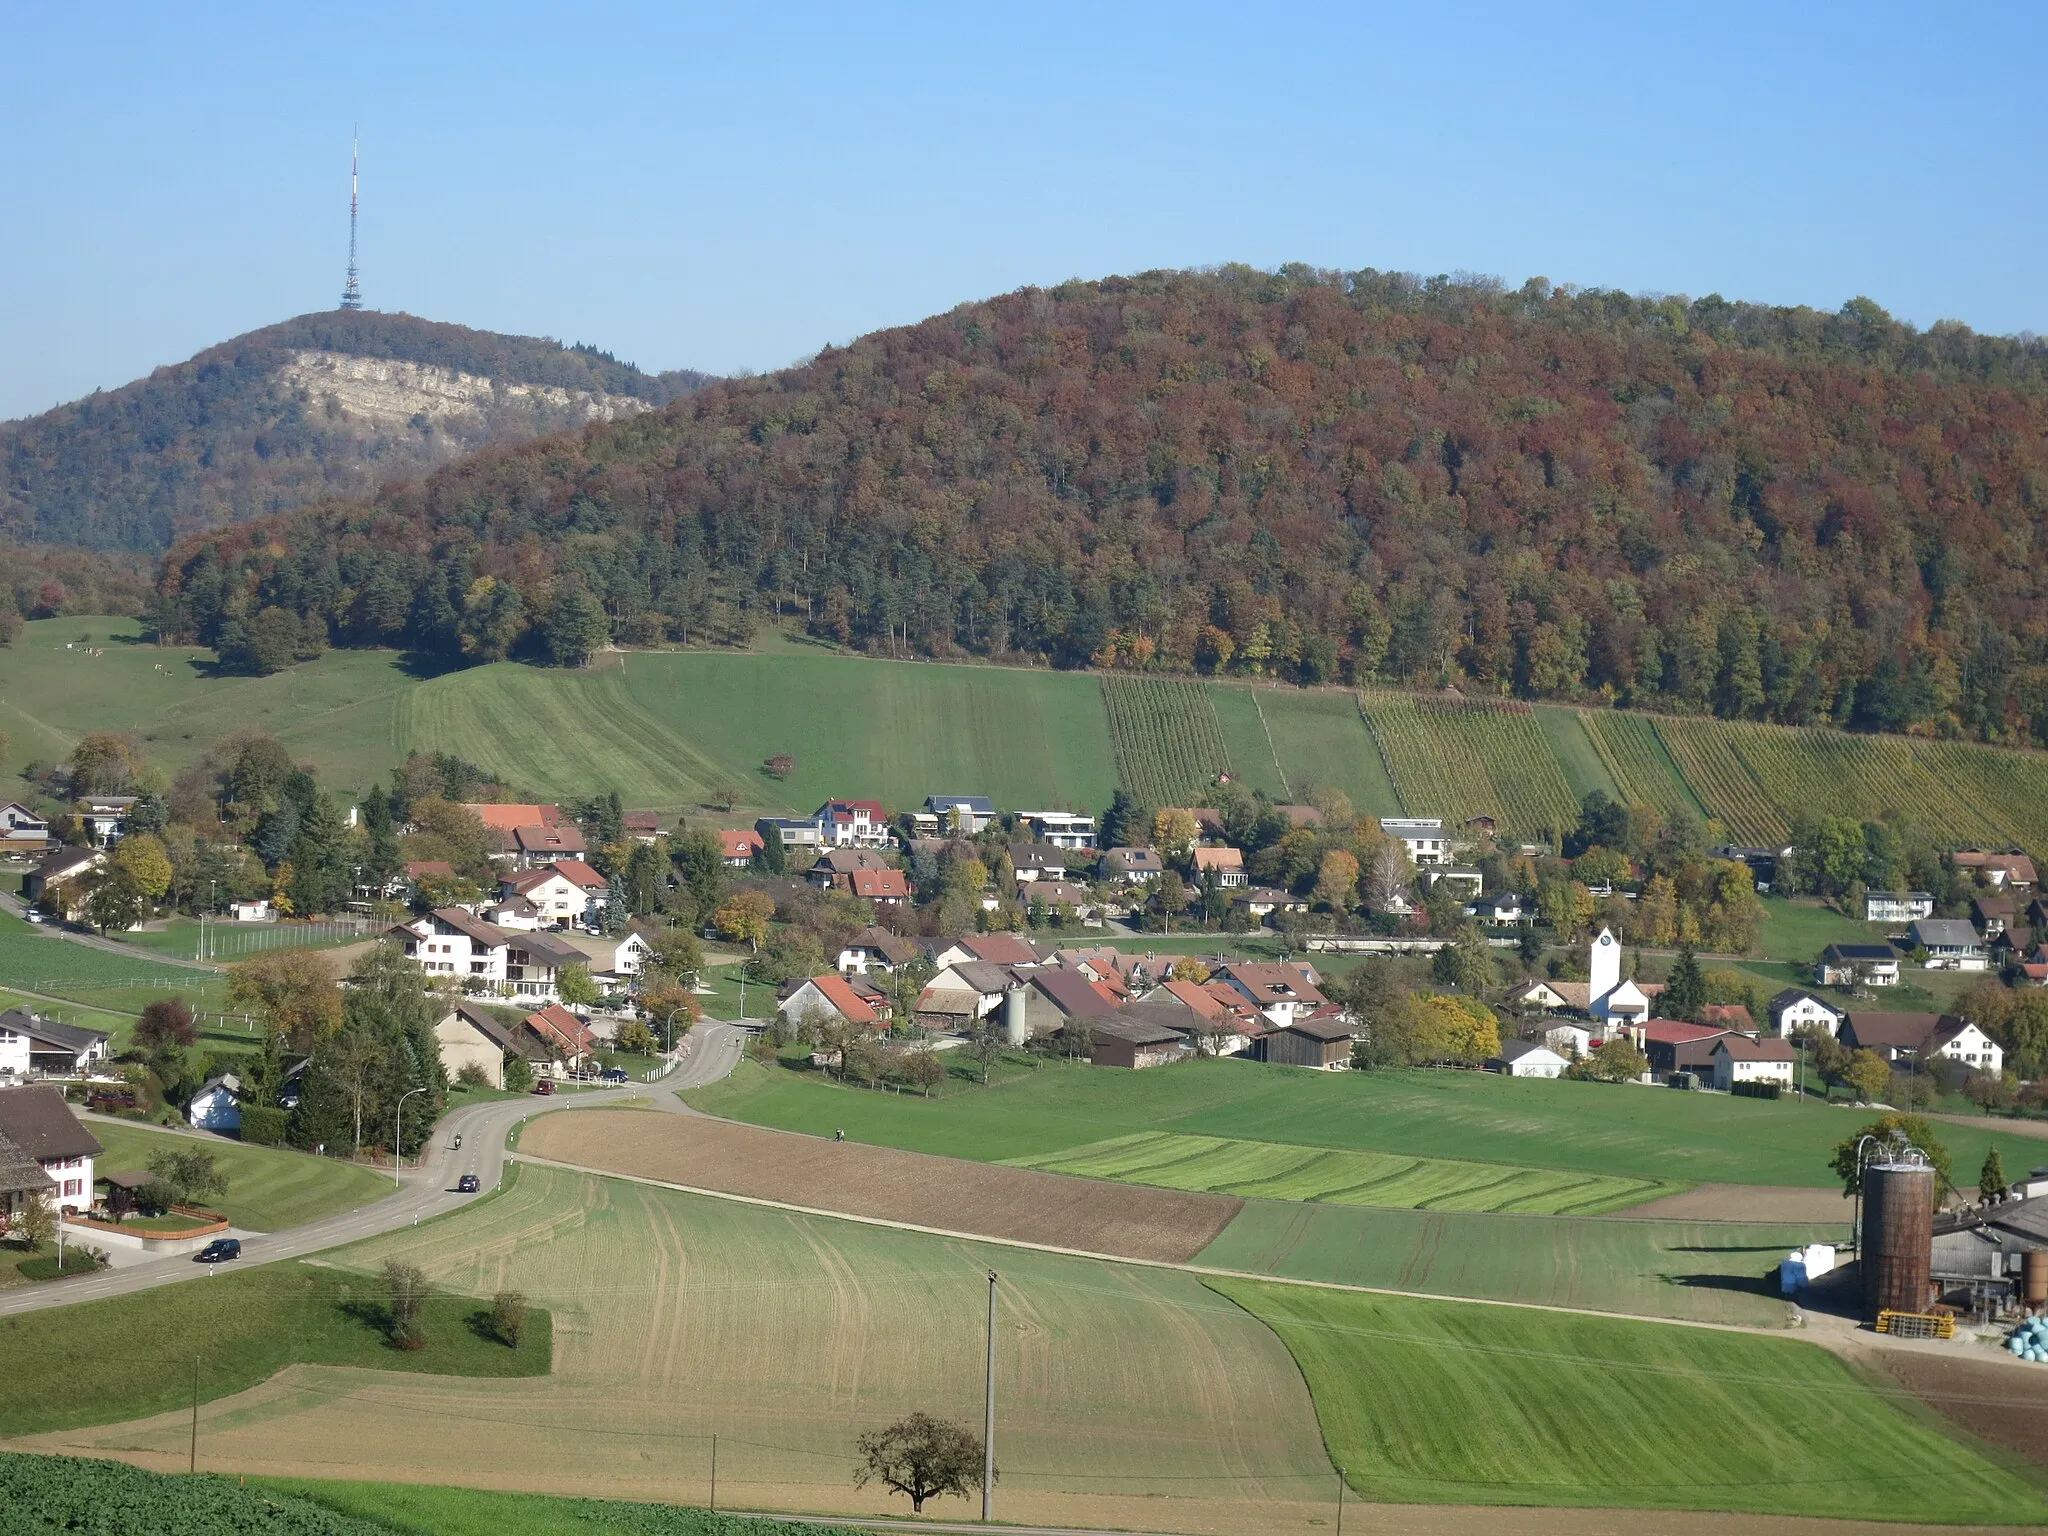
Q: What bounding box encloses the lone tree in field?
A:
[490,1290,528,1348]
[384,1259,430,1349]
[855,1412,989,1513]
[763,752,796,780]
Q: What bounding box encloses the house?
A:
[1008,845,1069,884]
[1909,918,1987,970]
[837,926,921,975]
[1022,811,1097,850]
[816,800,892,848]
[1953,850,2038,891]
[930,933,1044,969]
[809,848,893,887]
[1836,1011,2002,1073]
[555,930,652,985]
[479,894,543,931]
[461,802,567,857]
[1379,817,1449,866]
[512,822,588,867]
[1865,890,1935,923]
[1462,814,1499,838]
[1490,1040,1568,1078]
[229,899,274,923]
[0,802,51,854]
[0,1009,111,1080]
[756,816,824,853]
[188,1073,242,1133]
[718,829,764,867]
[392,909,510,985]
[848,869,912,909]
[1213,962,1328,1029]
[1143,980,1260,1056]
[1769,988,1843,1038]
[0,1128,55,1223]
[1973,895,2021,937]
[1022,878,1092,912]
[623,811,665,845]
[1233,886,1307,922]
[1261,1018,1353,1070]
[504,931,593,1001]
[1467,890,1527,926]
[1540,1019,1594,1057]
[434,1002,530,1090]
[1633,1019,1733,1077]
[0,1085,101,1212]
[1710,1036,1796,1092]
[925,795,997,834]
[780,974,885,1032]
[1424,866,1484,898]
[23,846,104,914]
[1090,1015,1190,1069]
[1192,846,1247,888]
[1816,942,1900,988]
[500,860,609,927]
[1011,970,1122,1039]
[1100,847,1165,884]
[75,796,137,846]
[520,1004,598,1075]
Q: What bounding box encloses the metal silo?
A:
[1862,1161,1936,1319]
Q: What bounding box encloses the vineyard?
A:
[1102,675,1233,805]
[1358,692,1581,838]
[1579,710,1709,829]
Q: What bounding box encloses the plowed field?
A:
[519,1109,1240,1262]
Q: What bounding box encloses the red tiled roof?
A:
[514,824,587,855]
[850,869,910,899]
[546,859,608,890]
[1637,1018,1729,1045]
[963,934,1039,966]
[807,974,880,1026]
[466,803,565,832]
[404,860,455,880]
[524,1003,595,1055]
[719,829,764,860]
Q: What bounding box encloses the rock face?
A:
[276,351,655,437]
[1,310,709,551]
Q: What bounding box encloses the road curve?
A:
[0,1019,748,1318]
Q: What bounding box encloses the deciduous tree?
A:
[855,1413,990,1514]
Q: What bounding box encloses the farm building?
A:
[187,1074,242,1133]
[1212,962,1328,1029]
[1709,1036,1796,1092]
[1090,1015,1190,1070]
[1261,1018,1353,1070]
[1633,1019,1733,1077]
[780,974,885,1032]
[1490,1040,1568,1078]
[1839,1013,2003,1074]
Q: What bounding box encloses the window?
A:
[63,1179,82,1197]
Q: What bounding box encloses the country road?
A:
[0,1019,750,1317]
[0,885,220,972]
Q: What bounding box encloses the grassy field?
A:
[686,1054,2041,1190]
[1207,1279,2045,1522]
[1007,1132,1677,1215]
[268,1478,871,1535]
[27,1163,1340,1529]
[0,1260,549,1439]
[1197,1200,1827,1324]
[88,1120,396,1231]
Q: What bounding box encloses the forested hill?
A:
[1,310,714,551]
[151,266,2048,745]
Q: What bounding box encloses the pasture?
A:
[88,1120,395,1231]
[22,1164,1343,1533]
[1007,1131,1676,1215]
[1207,1279,2045,1523]
[686,1054,2042,1191]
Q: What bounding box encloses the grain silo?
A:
[1862,1160,1936,1319]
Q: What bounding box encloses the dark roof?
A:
[1842,1012,1953,1051]
[1091,1015,1186,1047]
[1278,1017,1354,1043]
[0,1085,103,1161]
[1030,969,1121,1020]
[1714,1035,1796,1062]
[936,960,1016,995]
[428,907,511,947]
[447,1002,526,1057]
[510,932,588,967]
[0,1011,109,1055]
[1823,943,1898,962]
[846,926,920,965]
[1495,1039,1563,1062]
[0,1128,52,1197]
[1908,918,1983,948]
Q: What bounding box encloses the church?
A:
[1510,928,1660,1025]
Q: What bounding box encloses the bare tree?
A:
[1363,839,1413,913]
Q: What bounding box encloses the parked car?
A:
[195,1238,241,1264]
[530,1080,553,1096]
[23,911,43,925]
[600,1067,629,1082]
[456,1174,481,1193]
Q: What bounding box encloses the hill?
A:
[0,310,714,551]
[15,617,2048,856]
[148,265,2048,749]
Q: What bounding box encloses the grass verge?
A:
[88,1120,395,1232]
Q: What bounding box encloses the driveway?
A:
[0,1019,748,1317]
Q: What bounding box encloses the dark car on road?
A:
[530,1080,553,1096]
[600,1067,629,1082]
[195,1238,241,1264]
[456,1174,481,1193]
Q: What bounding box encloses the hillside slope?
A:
[152,265,2048,746]
[1,311,713,551]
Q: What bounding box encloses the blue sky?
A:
[4,1,2042,419]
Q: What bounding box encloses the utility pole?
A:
[1335,1468,1346,1536]
[983,1269,997,1523]
[709,1434,718,1513]
[189,1356,200,1472]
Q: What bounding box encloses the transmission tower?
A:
[339,131,363,310]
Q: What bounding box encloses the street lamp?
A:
[393,1087,430,1188]
[664,1007,689,1053]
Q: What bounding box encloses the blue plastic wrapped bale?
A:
[2014,1339,2028,1356]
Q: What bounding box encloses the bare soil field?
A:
[1878,1348,2048,1473]
[520,1109,1241,1263]
[1615,1183,1852,1224]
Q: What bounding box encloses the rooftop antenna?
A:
[339,130,363,310]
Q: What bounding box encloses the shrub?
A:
[455,1062,491,1088]
[1730,1080,1782,1100]
[238,1104,287,1146]
[489,1290,528,1347]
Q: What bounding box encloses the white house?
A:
[229,899,273,923]
[837,926,921,975]
[1710,1036,1797,1092]
[924,795,997,834]
[1468,890,1527,926]
[392,909,510,985]
[1816,943,1900,988]
[756,816,824,853]
[188,1074,242,1133]
[1541,1020,1594,1058]
[1379,817,1449,866]
[1023,811,1097,849]
[1768,988,1843,1038]
[75,797,137,846]
[1192,846,1248,888]
[1212,962,1329,1030]
[0,1010,111,1080]
[0,1084,101,1213]
[500,861,608,928]
[1864,890,1934,923]
[1930,1018,2005,1075]
[1424,866,1484,898]
[556,930,652,985]
[816,800,892,848]
[0,802,51,854]
[1491,1040,1568,1078]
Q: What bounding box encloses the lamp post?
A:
[664,1007,689,1053]
[393,1086,429,1188]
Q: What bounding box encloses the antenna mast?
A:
[339,130,363,310]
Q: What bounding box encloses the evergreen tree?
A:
[603,873,630,935]
[1980,1144,2009,1201]
[541,584,609,667]
[288,790,349,915]
[761,824,786,875]
[359,784,402,886]
[1665,944,1707,1021]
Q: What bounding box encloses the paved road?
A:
[0,1019,749,1317]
